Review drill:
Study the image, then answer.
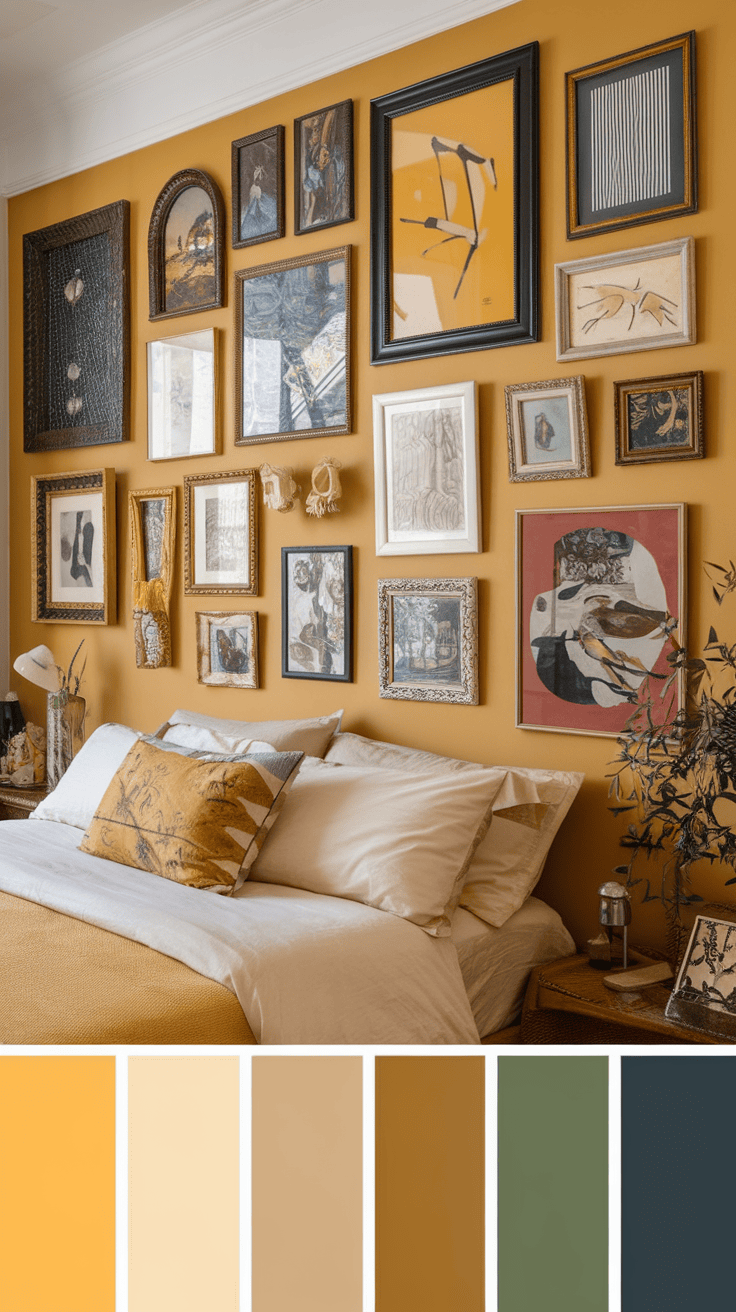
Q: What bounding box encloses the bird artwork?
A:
[578,278,678,335]
[574,594,676,698]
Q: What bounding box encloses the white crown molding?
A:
[0,0,520,197]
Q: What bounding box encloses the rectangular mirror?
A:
[147,328,216,460]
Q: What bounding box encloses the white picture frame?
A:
[555,236,695,362]
[372,380,480,555]
[505,376,590,482]
[147,328,216,460]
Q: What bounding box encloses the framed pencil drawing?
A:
[378,576,478,704]
[23,200,129,452]
[294,99,353,235]
[235,246,350,444]
[196,611,259,689]
[370,43,539,364]
[184,470,257,596]
[148,168,224,320]
[505,377,590,482]
[32,469,116,625]
[231,125,285,249]
[555,237,695,362]
[516,504,685,737]
[373,380,480,554]
[614,371,703,465]
[282,546,352,682]
[147,328,217,460]
[566,32,697,241]
[130,487,176,668]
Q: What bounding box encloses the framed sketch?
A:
[23,200,129,452]
[235,246,350,445]
[373,380,479,555]
[196,611,259,689]
[232,125,285,249]
[184,470,257,596]
[32,469,116,624]
[148,168,224,320]
[378,577,478,705]
[281,546,352,682]
[370,44,539,364]
[505,377,590,482]
[614,371,703,465]
[516,504,685,737]
[555,236,695,362]
[566,32,697,240]
[147,328,217,460]
[665,915,736,1041]
[129,488,176,669]
[294,99,354,235]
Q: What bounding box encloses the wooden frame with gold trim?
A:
[184,469,258,596]
[32,468,116,625]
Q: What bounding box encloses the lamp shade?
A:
[13,645,61,693]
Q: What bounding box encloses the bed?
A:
[0,710,579,1046]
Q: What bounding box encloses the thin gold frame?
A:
[196,611,259,689]
[184,469,258,596]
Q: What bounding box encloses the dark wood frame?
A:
[566,32,697,241]
[281,545,353,682]
[235,245,351,445]
[23,200,129,452]
[31,468,117,625]
[294,98,354,236]
[183,469,258,596]
[370,43,539,365]
[231,124,285,249]
[148,168,225,320]
[614,371,704,465]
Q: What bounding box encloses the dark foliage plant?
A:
[608,562,736,964]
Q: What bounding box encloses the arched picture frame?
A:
[148,168,224,320]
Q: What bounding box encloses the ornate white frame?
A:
[504,376,590,482]
[378,576,478,704]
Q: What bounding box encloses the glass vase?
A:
[46,692,86,788]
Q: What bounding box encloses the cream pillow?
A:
[157,707,343,757]
[31,722,142,830]
[249,758,507,935]
[325,732,583,927]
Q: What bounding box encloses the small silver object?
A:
[598,880,632,967]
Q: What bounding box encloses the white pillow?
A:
[156,708,343,758]
[249,758,507,935]
[31,722,142,831]
[324,732,583,927]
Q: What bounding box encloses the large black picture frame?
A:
[370,43,539,365]
[23,200,130,452]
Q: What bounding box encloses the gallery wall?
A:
[7,0,736,952]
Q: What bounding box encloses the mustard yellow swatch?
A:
[0,1056,115,1312]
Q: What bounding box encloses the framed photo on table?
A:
[148,168,224,320]
[505,376,590,482]
[32,469,116,624]
[370,43,539,364]
[566,32,697,240]
[196,611,259,689]
[184,470,257,596]
[294,99,353,235]
[147,328,217,460]
[281,545,352,682]
[231,125,285,249]
[373,380,480,554]
[516,504,685,737]
[378,576,478,705]
[614,371,703,465]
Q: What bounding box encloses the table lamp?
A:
[13,644,85,787]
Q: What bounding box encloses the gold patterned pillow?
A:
[80,737,303,893]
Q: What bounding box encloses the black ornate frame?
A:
[148,168,225,320]
[32,468,117,625]
[281,545,353,682]
[23,200,129,452]
[231,125,285,250]
[370,43,539,364]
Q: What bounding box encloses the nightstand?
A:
[0,784,49,821]
[520,952,731,1045]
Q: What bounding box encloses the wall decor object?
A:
[148,168,224,320]
[373,380,480,554]
[184,469,257,596]
[555,236,695,362]
[614,370,703,465]
[281,545,352,681]
[370,43,539,364]
[196,610,259,689]
[31,469,116,625]
[147,327,216,460]
[566,32,696,241]
[305,457,342,517]
[516,503,685,736]
[23,200,130,452]
[129,487,176,669]
[294,98,354,235]
[235,246,350,444]
[260,463,300,512]
[505,376,590,482]
[378,576,478,704]
[665,915,736,1040]
[232,124,285,249]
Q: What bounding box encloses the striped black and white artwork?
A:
[589,66,671,213]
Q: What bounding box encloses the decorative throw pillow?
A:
[31,722,142,831]
[80,737,303,893]
[156,707,343,758]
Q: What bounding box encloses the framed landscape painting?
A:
[294,99,353,235]
[378,576,478,704]
[614,371,703,465]
[196,611,259,689]
[281,545,352,682]
[516,504,685,736]
[148,169,225,320]
[232,125,284,249]
[504,376,590,482]
[32,469,116,624]
[370,43,539,363]
[184,470,257,596]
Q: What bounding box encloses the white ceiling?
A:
[0,0,520,197]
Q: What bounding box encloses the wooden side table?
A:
[520,952,730,1045]
[0,784,49,821]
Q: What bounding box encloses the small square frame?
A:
[378,576,478,705]
[32,468,116,625]
[505,376,590,482]
[614,370,703,465]
[281,545,353,682]
[184,469,258,596]
[196,611,259,689]
[231,124,285,249]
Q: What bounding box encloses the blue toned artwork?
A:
[520,396,573,465]
[392,594,462,686]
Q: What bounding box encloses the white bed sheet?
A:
[452,897,575,1037]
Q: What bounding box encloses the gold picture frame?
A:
[184,469,258,596]
[32,468,116,625]
[129,487,176,668]
[614,371,704,465]
[196,611,259,689]
[504,377,590,482]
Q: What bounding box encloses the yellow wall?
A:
[8,0,736,953]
